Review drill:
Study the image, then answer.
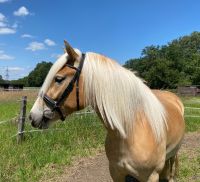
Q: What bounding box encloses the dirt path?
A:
[46,132,200,182]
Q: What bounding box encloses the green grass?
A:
[182,96,200,132]
[178,96,200,181]
[0,94,199,181]
[0,96,105,181]
[0,115,105,181]
[178,152,200,182]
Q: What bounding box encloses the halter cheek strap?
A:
[43,53,85,121]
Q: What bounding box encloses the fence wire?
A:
[185,106,200,110]
[185,106,200,118]
[1,91,200,143]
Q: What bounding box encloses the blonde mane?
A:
[83,53,167,140]
[40,50,167,141]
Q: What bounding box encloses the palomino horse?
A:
[29,41,185,182]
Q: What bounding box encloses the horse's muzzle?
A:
[29,113,49,129]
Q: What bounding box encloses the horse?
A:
[29,40,185,182]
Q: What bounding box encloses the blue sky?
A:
[0,0,200,80]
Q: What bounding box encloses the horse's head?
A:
[29,41,85,129]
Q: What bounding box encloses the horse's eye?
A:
[55,76,65,83]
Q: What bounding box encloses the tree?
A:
[0,75,5,83]
[27,61,53,87]
[124,31,200,88]
[10,61,53,87]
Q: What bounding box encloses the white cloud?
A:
[0,66,32,80]
[0,50,15,60]
[12,22,18,29]
[25,39,56,52]
[26,41,45,51]
[21,34,34,38]
[44,39,56,46]
[9,67,24,71]
[0,13,6,22]
[0,13,16,35]
[0,22,6,27]
[0,0,10,3]
[5,67,25,80]
[51,53,62,59]
[0,13,8,29]
[0,27,16,34]
[14,6,29,17]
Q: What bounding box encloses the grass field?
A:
[179,96,200,182]
[0,91,199,182]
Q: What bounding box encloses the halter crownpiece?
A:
[43,41,85,121]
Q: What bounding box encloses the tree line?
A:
[1,32,200,88]
[124,31,200,89]
[0,61,52,87]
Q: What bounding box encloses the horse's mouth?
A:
[31,116,49,129]
[39,118,49,129]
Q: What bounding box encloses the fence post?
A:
[17,96,27,144]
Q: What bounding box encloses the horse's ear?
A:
[64,40,78,65]
[63,47,67,53]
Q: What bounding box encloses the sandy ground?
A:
[45,132,200,182]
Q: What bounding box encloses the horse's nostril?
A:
[29,114,32,121]
[29,114,37,128]
[31,121,37,128]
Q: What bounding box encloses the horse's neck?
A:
[94,106,113,131]
[84,53,166,141]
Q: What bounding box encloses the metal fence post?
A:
[17,96,27,144]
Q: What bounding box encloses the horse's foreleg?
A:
[147,171,159,182]
[168,155,178,182]
[159,155,178,182]
[109,163,126,182]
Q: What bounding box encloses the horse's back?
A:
[153,90,184,115]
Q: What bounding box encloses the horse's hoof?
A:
[125,175,139,182]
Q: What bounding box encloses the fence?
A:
[17,96,27,143]
[0,94,95,143]
[15,97,200,143]
[184,106,200,118]
[0,94,200,144]
[178,86,200,96]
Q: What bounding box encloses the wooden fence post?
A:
[17,96,27,144]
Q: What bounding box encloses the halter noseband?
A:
[43,53,85,121]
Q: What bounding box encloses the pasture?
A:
[0,90,199,182]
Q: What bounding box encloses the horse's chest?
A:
[105,134,165,177]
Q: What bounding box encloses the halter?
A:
[43,53,85,121]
